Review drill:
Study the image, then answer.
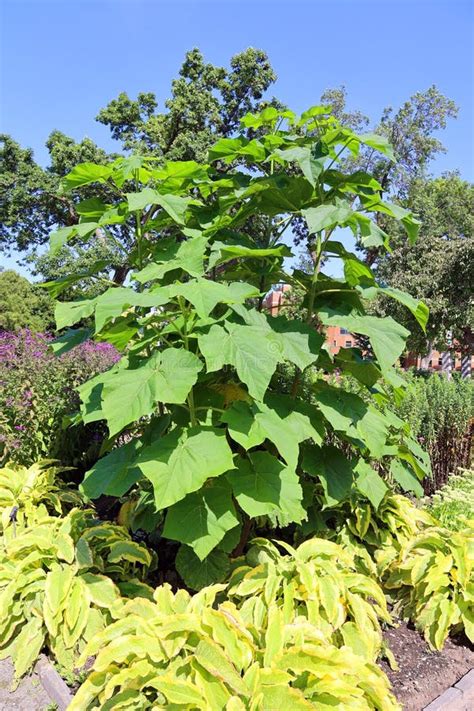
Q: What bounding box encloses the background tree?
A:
[0,270,55,331]
[292,85,458,256]
[0,47,462,319]
[0,47,277,287]
[375,174,474,354]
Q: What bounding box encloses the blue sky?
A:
[1,0,473,275]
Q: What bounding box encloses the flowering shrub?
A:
[0,330,119,467]
[427,467,474,530]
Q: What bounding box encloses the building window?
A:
[345,340,352,348]
[340,328,349,335]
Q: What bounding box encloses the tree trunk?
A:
[420,340,434,370]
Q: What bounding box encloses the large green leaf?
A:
[361,285,429,332]
[323,241,376,286]
[389,459,423,496]
[350,213,388,248]
[208,136,266,163]
[352,405,389,458]
[333,348,381,387]
[357,133,396,162]
[198,323,280,401]
[63,163,113,190]
[319,308,409,376]
[133,235,208,282]
[55,298,97,330]
[302,204,353,234]
[163,480,239,560]
[81,440,142,500]
[175,545,230,591]
[222,401,314,469]
[42,259,110,298]
[302,445,354,506]
[126,189,195,224]
[77,365,122,424]
[354,459,388,509]
[265,393,326,446]
[234,306,322,368]
[270,146,325,186]
[221,401,266,451]
[174,279,259,319]
[226,451,304,523]
[94,286,170,331]
[101,348,202,436]
[136,426,235,509]
[360,197,421,243]
[49,222,100,255]
[314,381,367,432]
[237,175,313,215]
[154,159,209,182]
[209,242,292,267]
[267,317,324,371]
[51,328,92,356]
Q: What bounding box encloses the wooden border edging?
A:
[423,669,474,711]
[35,654,74,710]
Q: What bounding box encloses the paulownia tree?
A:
[45,105,430,589]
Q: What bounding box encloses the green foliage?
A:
[384,524,474,650]
[0,460,82,531]
[303,487,473,652]
[376,174,474,351]
[0,507,155,681]
[0,48,277,288]
[428,468,474,531]
[47,104,431,582]
[393,373,473,492]
[315,493,435,578]
[366,86,458,200]
[69,582,399,710]
[226,537,393,665]
[96,48,277,160]
[0,270,54,331]
[2,46,458,303]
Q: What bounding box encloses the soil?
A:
[0,659,51,710]
[381,619,474,710]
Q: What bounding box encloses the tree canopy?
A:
[0,47,465,336]
[0,48,276,254]
[0,270,55,332]
[376,174,474,354]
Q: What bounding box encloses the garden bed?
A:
[2,628,473,711]
[381,620,474,710]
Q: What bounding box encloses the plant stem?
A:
[231,516,252,558]
[291,230,327,398]
[178,295,197,426]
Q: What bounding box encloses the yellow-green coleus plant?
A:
[44,104,430,588]
[384,523,474,650]
[69,582,400,711]
[0,508,155,680]
[226,537,393,665]
[0,460,82,531]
